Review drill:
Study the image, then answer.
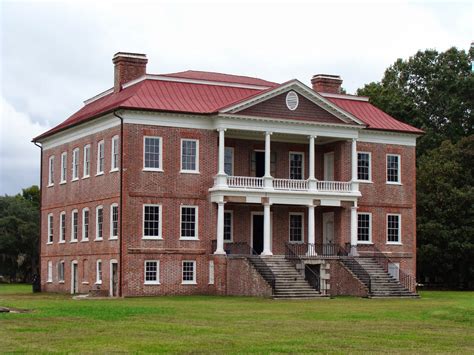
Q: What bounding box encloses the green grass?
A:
[1,284,473,353]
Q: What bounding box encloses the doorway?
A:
[110,260,118,297]
[324,152,334,181]
[71,261,78,294]
[252,214,264,254]
[388,263,400,281]
[255,151,265,177]
[322,212,335,255]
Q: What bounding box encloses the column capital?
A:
[216,128,227,132]
[264,131,273,136]
[352,137,357,142]
[217,201,226,206]
[308,134,317,139]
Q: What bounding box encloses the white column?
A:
[350,204,359,256]
[215,129,227,187]
[263,131,273,189]
[307,205,315,256]
[261,202,273,256]
[308,135,317,191]
[214,201,226,255]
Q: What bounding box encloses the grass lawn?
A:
[0,284,473,353]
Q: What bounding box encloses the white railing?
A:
[317,180,352,192]
[273,178,308,191]
[227,176,263,189]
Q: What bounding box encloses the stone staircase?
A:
[248,255,325,299]
[341,257,419,298]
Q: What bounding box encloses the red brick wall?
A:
[327,260,368,297]
[226,257,273,297]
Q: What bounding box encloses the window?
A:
[82,208,89,241]
[144,260,160,285]
[111,136,119,171]
[387,154,401,184]
[72,148,79,180]
[357,213,372,243]
[357,152,371,181]
[71,210,78,242]
[96,260,102,284]
[47,261,53,282]
[387,214,401,244]
[143,204,162,239]
[180,206,198,239]
[224,147,234,175]
[58,261,65,282]
[208,260,215,285]
[289,213,304,243]
[47,213,54,244]
[182,260,196,284]
[95,206,103,240]
[110,204,119,239]
[59,212,66,243]
[224,211,233,242]
[48,156,54,186]
[60,152,67,183]
[289,152,304,180]
[83,144,91,178]
[143,136,162,171]
[97,140,104,175]
[181,139,199,172]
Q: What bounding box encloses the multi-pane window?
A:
[59,212,66,243]
[143,205,162,239]
[60,152,67,183]
[224,211,232,242]
[72,148,79,180]
[96,260,102,284]
[182,260,196,284]
[82,208,89,241]
[48,156,54,185]
[181,206,198,239]
[110,204,119,239]
[387,154,400,183]
[47,261,53,282]
[71,210,78,241]
[181,139,199,172]
[144,260,160,285]
[357,213,371,243]
[96,206,103,240]
[387,214,401,243]
[47,214,54,243]
[58,261,65,282]
[224,147,234,175]
[357,152,371,181]
[289,152,304,180]
[289,213,303,243]
[144,137,162,170]
[83,144,91,177]
[111,136,119,171]
[97,140,105,174]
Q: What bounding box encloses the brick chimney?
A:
[113,52,148,92]
[311,74,343,94]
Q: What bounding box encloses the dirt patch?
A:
[0,306,32,313]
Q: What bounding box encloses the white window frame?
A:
[208,260,215,285]
[82,208,89,241]
[95,259,102,284]
[143,136,163,172]
[48,156,55,186]
[59,211,66,243]
[386,154,401,184]
[180,205,199,240]
[58,260,65,283]
[223,210,233,243]
[71,209,78,242]
[180,139,200,173]
[357,212,372,244]
[96,140,105,175]
[95,205,104,241]
[224,146,234,176]
[288,212,305,244]
[289,152,305,180]
[83,144,91,178]
[72,148,79,181]
[182,260,197,285]
[142,204,162,240]
[60,152,67,183]
[111,135,119,172]
[144,260,160,285]
[386,213,402,245]
[47,213,54,244]
[47,260,53,282]
[110,203,119,240]
[357,151,372,182]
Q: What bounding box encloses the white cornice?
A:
[319,92,369,102]
[83,88,114,105]
[358,130,419,146]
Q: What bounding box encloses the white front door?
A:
[388,263,400,281]
[322,212,335,245]
[324,152,334,181]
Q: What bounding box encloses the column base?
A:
[214,249,226,255]
[260,250,273,256]
[349,245,359,257]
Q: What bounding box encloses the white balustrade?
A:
[316,180,352,192]
[227,176,263,189]
[273,178,308,191]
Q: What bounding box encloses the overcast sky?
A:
[0,0,472,195]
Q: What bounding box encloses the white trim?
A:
[48,155,55,186]
[109,259,118,296]
[180,139,200,173]
[320,92,369,102]
[357,151,372,182]
[358,130,419,147]
[47,260,53,282]
[83,88,114,105]
[109,203,119,240]
[386,154,401,184]
[113,52,147,60]
[288,212,305,244]
[144,260,160,285]
[96,140,105,175]
[208,260,215,285]
[250,211,273,252]
[60,152,67,183]
[70,209,78,242]
[59,211,66,243]
[95,259,102,285]
[82,208,90,241]
[289,151,305,180]
[47,213,54,244]
[285,91,299,111]
[223,210,233,243]
[179,205,199,240]
[72,148,80,180]
[143,136,163,171]
[58,260,65,283]
[95,205,104,241]
[357,212,372,244]
[83,144,91,178]
[386,213,402,245]
[110,135,119,172]
[70,260,78,294]
[142,204,162,240]
[181,260,197,285]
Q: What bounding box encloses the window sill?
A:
[80,239,89,243]
[357,242,373,245]
[223,240,233,244]
[59,240,65,244]
[59,181,67,185]
[143,168,164,172]
[358,180,373,184]
[182,282,197,285]
[180,170,200,174]
[95,172,104,177]
[46,242,53,245]
[288,241,304,244]
[59,281,65,284]
[386,182,402,185]
[71,178,79,182]
[109,237,118,241]
[82,175,90,180]
[142,236,163,240]
[387,242,402,245]
[144,282,161,285]
[95,281,102,285]
[70,240,78,243]
[82,281,89,285]
[179,237,199,241]
[47,184,54,188]
[110,168,119,173]
[46,280,52,283]
[94,238,103,242]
